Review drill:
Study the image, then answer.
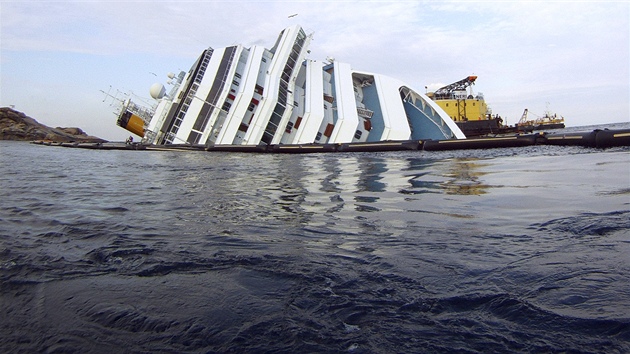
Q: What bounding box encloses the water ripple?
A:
[1,139,629,353]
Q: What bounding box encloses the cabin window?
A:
[232,80,239,86]
[315,132,322,141]
[234,73,241,78]
[354,130,362,140]
[445,103,449,107]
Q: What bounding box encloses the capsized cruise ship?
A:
[116,25,465,148]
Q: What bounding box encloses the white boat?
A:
[116,25,466,148]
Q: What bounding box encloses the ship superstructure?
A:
[427,75,506,137]
[429,75,490,122]
[117,25,465,146]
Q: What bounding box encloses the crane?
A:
[518,109,529,125]
[432,75,479,122]
[433,75,478,99]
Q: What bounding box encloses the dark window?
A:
[324,123,334,137]
[187,131,201,144]
[364,119,372,131]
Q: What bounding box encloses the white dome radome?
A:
[149,83,166,99]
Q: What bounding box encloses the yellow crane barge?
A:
[427,75,508,137]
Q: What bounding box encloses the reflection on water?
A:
[260,154,491,214]
[439,159,491,195]
[403,157,492,196]
[171,153,495,241]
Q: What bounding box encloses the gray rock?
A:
[0,107,107,143]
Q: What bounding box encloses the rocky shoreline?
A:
[0,107,107,143]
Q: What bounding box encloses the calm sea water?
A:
[1,124,629,353]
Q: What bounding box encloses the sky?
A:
[1,0,628,141]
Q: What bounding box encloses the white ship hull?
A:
[116,25,466,146]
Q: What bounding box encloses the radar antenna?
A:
[100,85,128,108]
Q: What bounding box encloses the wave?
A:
[534,210,630,236]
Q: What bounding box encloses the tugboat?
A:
[516,107,566,131]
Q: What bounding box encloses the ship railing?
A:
[123,100,154,123]
[403,91,452,138]
[357,107,374,119]
[142,130,157,144]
